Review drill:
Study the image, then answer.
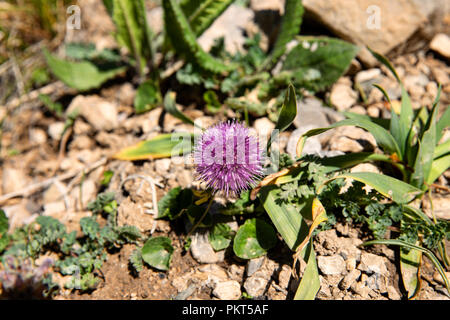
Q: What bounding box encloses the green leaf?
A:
[434,139,450,159]
[203,90,222,113]
[367,47,401,83]
[294,239,320,300]
[186,204,212,227]
[44,50,126,91]
[427,154,450,185]
[0,209,9,235]
[80,217,100,240]
[220,190,255,215]
[260,186,309,250]
[185,0,235,37]
[436,104,450,142]
[299,118,401,157]
[141,236,174,271]
[163,0,232,74]
[157,187,193,220]
[264,0,304,69]
[163,91,201,129]
[0,209,9,252]
[100,170,114,186]
[233,218,277,259]
[400,238,422,299]
[317,152,395,173]
[267,84,297,152]
[319,172,423,204]
[134,80,162,114]
[110,0,154,73]
[282,36,359,92]
[38,94,63,116]
[113,132,194,161]
[208,223,235,251]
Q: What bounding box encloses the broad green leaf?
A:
[164,91,202,129]
[411,94,439,188]
[427,153,450,185]
[294,240,320,300]
[267,84,297,152]
[318,172,423,204]
[111,0,154,73]
[318,152,395,173]
[362,239,450,296]
[343,111,390,130]
[233,218,277,259]
[400,237,422,299]
[44,51,126,91]
[163,0,232,74]
[65,42,121,63]
[113,132,194,160]
[186,0,235,37]
[134,80,162,114]
[208,223,235,251]
[141,236,174,271]
[264,0,304,69]
[282,36,359,92]
[260,186,308,250]
[157,187,193,220]
[299,118,401,157]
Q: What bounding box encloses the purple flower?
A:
[193,120,264,196]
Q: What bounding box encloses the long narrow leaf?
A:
[299,118,401,157]
[294,239,320,300]
[263,0,304,69]
[427,154,450,185]
[318,172,423,204]
[187,0,235,37]
[163,0,231,74]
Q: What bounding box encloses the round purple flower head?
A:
[194,120,264,196]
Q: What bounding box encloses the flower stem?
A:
[187,196,214,237]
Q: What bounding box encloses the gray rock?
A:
[246,256,265,277]
[365,273,388,293]
[243,276,269,297]
[213,280,242,300]
[293,97,334,129]
[278,264,292,289]
[317,255,346,275]
[286,126,322,158]
[190,231,225,264]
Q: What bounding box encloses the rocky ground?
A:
[0,0,449,300]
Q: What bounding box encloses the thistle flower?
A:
[193,120,264,196]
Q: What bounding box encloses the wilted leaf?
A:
[113,133,194,160]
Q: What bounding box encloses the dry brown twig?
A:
[0,157,108,204]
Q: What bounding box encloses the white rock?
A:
[48,122,65,140]
[146,7,163,35]
[330,81,358,111]
[66,95,118,131]
[253,118,275,139]
[387,285,401,300]
[190,231,225,264]
[43,201,66,216]
[250,0,285,12]
[243,276,268,297]
[358,253,388,275]
[430,33,450,60]
[317,255,346,275]
[287,126,322,158]
[2,168,27,194]
[154,158,171,175]
[213,280,241,300]
[302,0,426,65]
[355,68,382,84]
